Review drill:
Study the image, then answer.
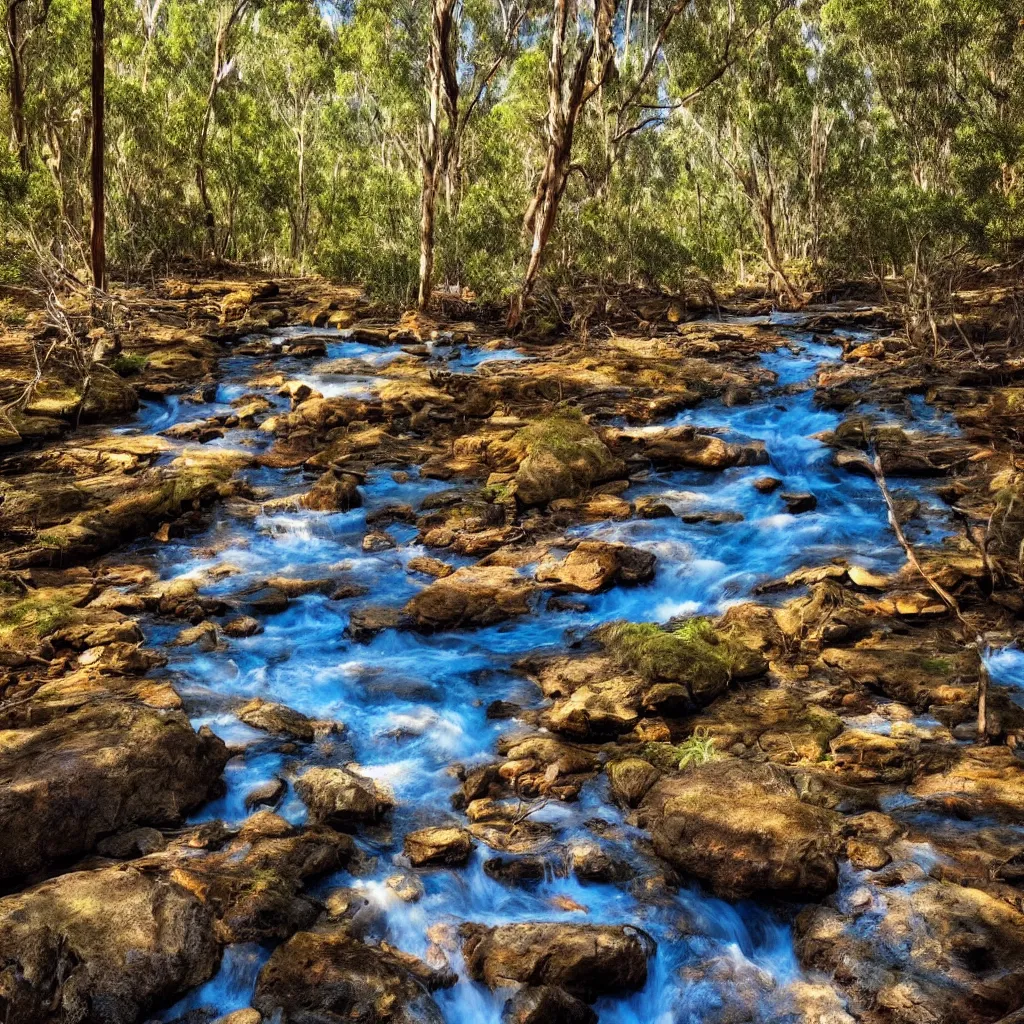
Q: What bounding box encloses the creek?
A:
[111,315,969,1023]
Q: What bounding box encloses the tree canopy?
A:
[3,0,1022,304]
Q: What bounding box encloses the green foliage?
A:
[110,351,148,379]
[0,299,27,327]
[110,353,148,376]
[515,408,592,460]
[0,0,1019,297]
[638,729,719,772]
[0,594,75,636]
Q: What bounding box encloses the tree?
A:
[5,0,29,171]
[519,0,618,305]
[417,0,456,309]
[90,0,105,289]
[196,0,253,259]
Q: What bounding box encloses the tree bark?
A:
[5,0,29,172]
[519,0,617,306]
[196,0,249,261]
[90,0,106,290]
[418,0,458,311]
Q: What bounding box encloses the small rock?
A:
[362,530,397,553]
[223,615,263,638]
[535,541,656,595]
[407,556,454,579]
[96,827,167,859]
[845,839,891,871]
[680,509,744,525]
[634,496,674,519]
[300,470,362,512]
[606,758,661,808]
[173,621,220,651]
[347,604,403,641]
[753,476,783,494]
[780,492,817,514]
[213,1010,263,1024]
[386,872,426,902]
[244,778,287,811]
[295,766,394,826]
[237,698,341,742]
[460,922,653,1002]
[570,842,633,883]
[240,586,290,615]
[503,986,598,1024]
[404,827,474,867]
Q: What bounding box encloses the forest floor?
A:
[2,273,1024,1024]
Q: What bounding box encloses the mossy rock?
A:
[23,364,137,423]
[513,410,625,506]
[598,617,767,706]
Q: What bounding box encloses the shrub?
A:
[110,353,149,376]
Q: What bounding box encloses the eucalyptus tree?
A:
[89,0,103,287]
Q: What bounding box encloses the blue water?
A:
[132,322,964,1022]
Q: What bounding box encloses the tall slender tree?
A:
[90,0,105,289]
[5,0,29,171]
[519,0,618,305]
[417,0,457,310]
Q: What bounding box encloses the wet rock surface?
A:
[638,759,842,899]
[0,670,229,881]
[2,287,1024,1024]
[0,863,220,1024]
[253,930,454,1024]
[460,922,653,1002]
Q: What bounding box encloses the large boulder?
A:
[0,863,220,1024]
[797,881,1024,1024]
[403,566,534,631]
[503,986,597,1024]
[535,617,768,740]
[24,363,139,424]
[295,766,394,826]
[820,641,980,710]
[460,922,654,1002]
[908,744,1024,820]
[535,541,656,594]
[168,812,354,943]
[253,930,454,1024]
[499,412,626,507]
[599,617,768,706]
[0,671,229,881]
[637,759,841,899]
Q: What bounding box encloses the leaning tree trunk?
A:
[518,0,617,307]
[6,0,29,172]
[418,0,457,311]
[90,0,106,290]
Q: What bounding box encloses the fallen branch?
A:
[867,451,991,742]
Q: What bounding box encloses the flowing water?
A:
[110,316,966,1022]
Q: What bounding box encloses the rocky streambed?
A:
[2,284,1024,1024]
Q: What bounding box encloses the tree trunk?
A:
[418,0,457,311]
[196,1,249,261]
[6,0,29,172]
[197,74,219,258]
[519,0,617,306]
[90,0,106,290]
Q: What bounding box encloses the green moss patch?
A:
[600,618,745,688]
